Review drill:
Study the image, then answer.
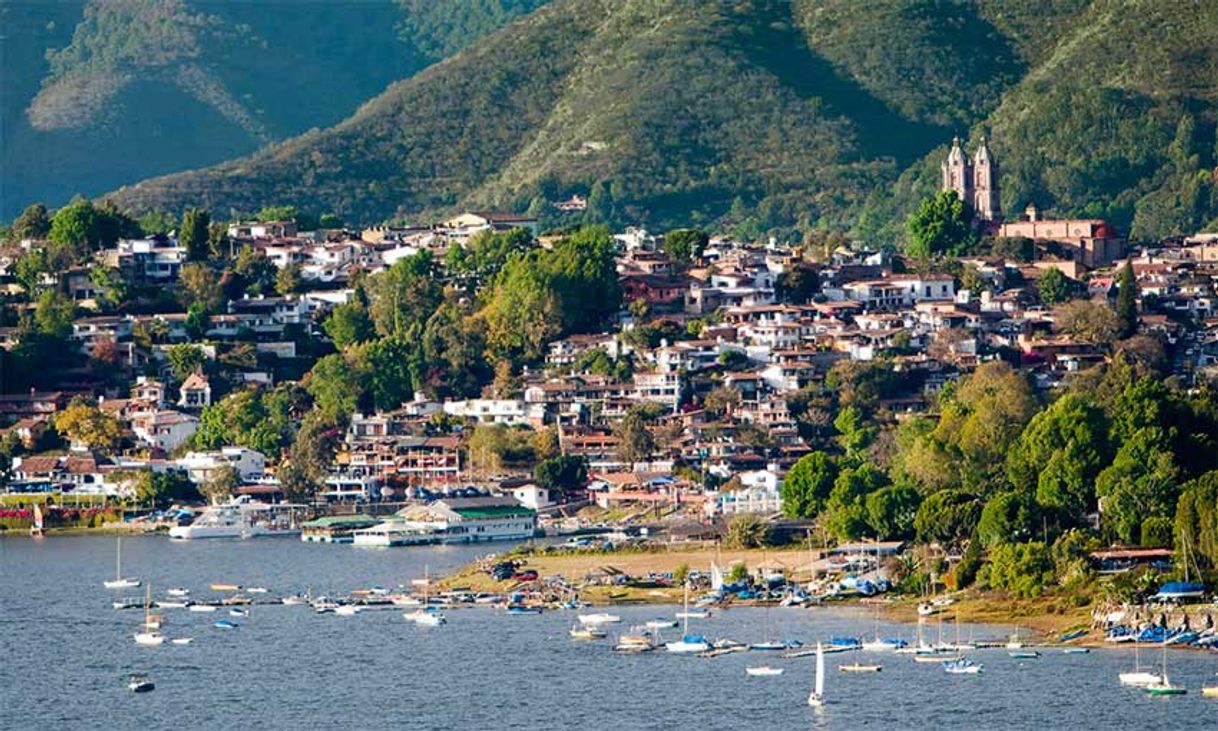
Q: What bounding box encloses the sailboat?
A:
[1118,642,1163,687]
[807,642,826,706]
[1144,642,1186,695]
[29,503,44,537]
[665,582,710,653]
[134,585,165,646]
[750,593,785,651]
[404,566,446,626]
[104,538,141,589]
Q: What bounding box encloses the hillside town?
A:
[1,141,1217,578]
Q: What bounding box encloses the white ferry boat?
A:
[351,497,536,547]
[169,496,306,540]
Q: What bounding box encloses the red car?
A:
[513,570,539,582]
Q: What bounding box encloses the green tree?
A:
[865,485,921,540]
[1174,471,1218,574]
[725,514,771,549]
[135,471,198,507]
[275,263,303,296]
[780,451,837,519]
[368,251,441,338]
[305,354,364,421]
[824,462,887,540]
[833,405,876,462]
[179,263,222,311]
[614,406,655,465]
[323,298,374,350]
[89,266,128,309]
[1037,267,1072,306]
[1006,393,1110,517]
[1116,259,1138,338]
[985,541,1054,597]
[663,228,708,263]
[11,203,51,240]
[48,199,98,254]
[53,399,121,450]
[14,249,49,293]
[201,465,242,504]
[533,455,588,495]
[977,490,1040,547]
[166,344,206,382]
[180,208,211,261]
[34,290,74,338]
[355,337,418,411]
[906,190,974,259]
[1095,427,1179,544]
[1055,300,1121,345]
[914,489,982,547]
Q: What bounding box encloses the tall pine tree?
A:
[1116,259,1137,338]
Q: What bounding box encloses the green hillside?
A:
[0,0,545,218]
[92,0,1218,242]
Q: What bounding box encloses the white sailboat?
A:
[134,585,165,646]
[807,642,826,706]
[665,582,710,653]
[404,565,447,626]
[103,538,141,589]
[1118,642,1163,687]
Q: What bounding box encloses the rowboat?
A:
[840,663,881,672]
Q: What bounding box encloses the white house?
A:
[509,483,555,511]
[176,447,266,483]
[132,410,199,453]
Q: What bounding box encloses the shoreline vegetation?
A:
[436,543,1101,640]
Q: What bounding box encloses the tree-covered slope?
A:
[106,0,1218,242]
[0,0,546,218]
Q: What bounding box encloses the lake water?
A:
[3,536,1218,730]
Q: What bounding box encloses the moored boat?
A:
[103,538,141,589]
[746,666,783,676]
[127,674,155,693]
[840,663,881,672]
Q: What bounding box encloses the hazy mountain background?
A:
[0,0,546,218]
[8,0,1218,244]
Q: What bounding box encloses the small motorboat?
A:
[406,609,446,626]
[229,608,249,617]
[746,666,783,676]
[840,663,882,672]
[569,625,606,640]
[247,587,269,594]
[613,635,656,653]
[750,641,787,652]
[645,618,678,629]
[155,601,187,609]
[210,584,241,592]
[213,620,238,630]
[171,638,193,645]
[188,604,217,613]
[1062,648,1090,655]
[1009,650,1040,659]
[127,674,155,693]
[942,658,982,674]
[334,605,361,616]
[133,632,164,646]
[166,588,190,598]
[1201,686,1218,697]
[281,594,307,606]
[578,613,621,626]
[674,611,711,619]
[505,605,542,615]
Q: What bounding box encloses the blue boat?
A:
[506,605,542,615]
[826,637,862,650]
[214,620,238,629]
[1058,629,1087,642]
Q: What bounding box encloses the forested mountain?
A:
[0,0,546,218]
[18,0,1218,243]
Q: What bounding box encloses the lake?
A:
[3,535,1218,730]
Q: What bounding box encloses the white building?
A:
[176,447,266,483]
[132,410,199,453]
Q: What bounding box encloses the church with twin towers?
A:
[941,136,1000,222]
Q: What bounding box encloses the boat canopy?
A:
[1151,582,1206,600]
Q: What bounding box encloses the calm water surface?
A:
[4,536,1218,730]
